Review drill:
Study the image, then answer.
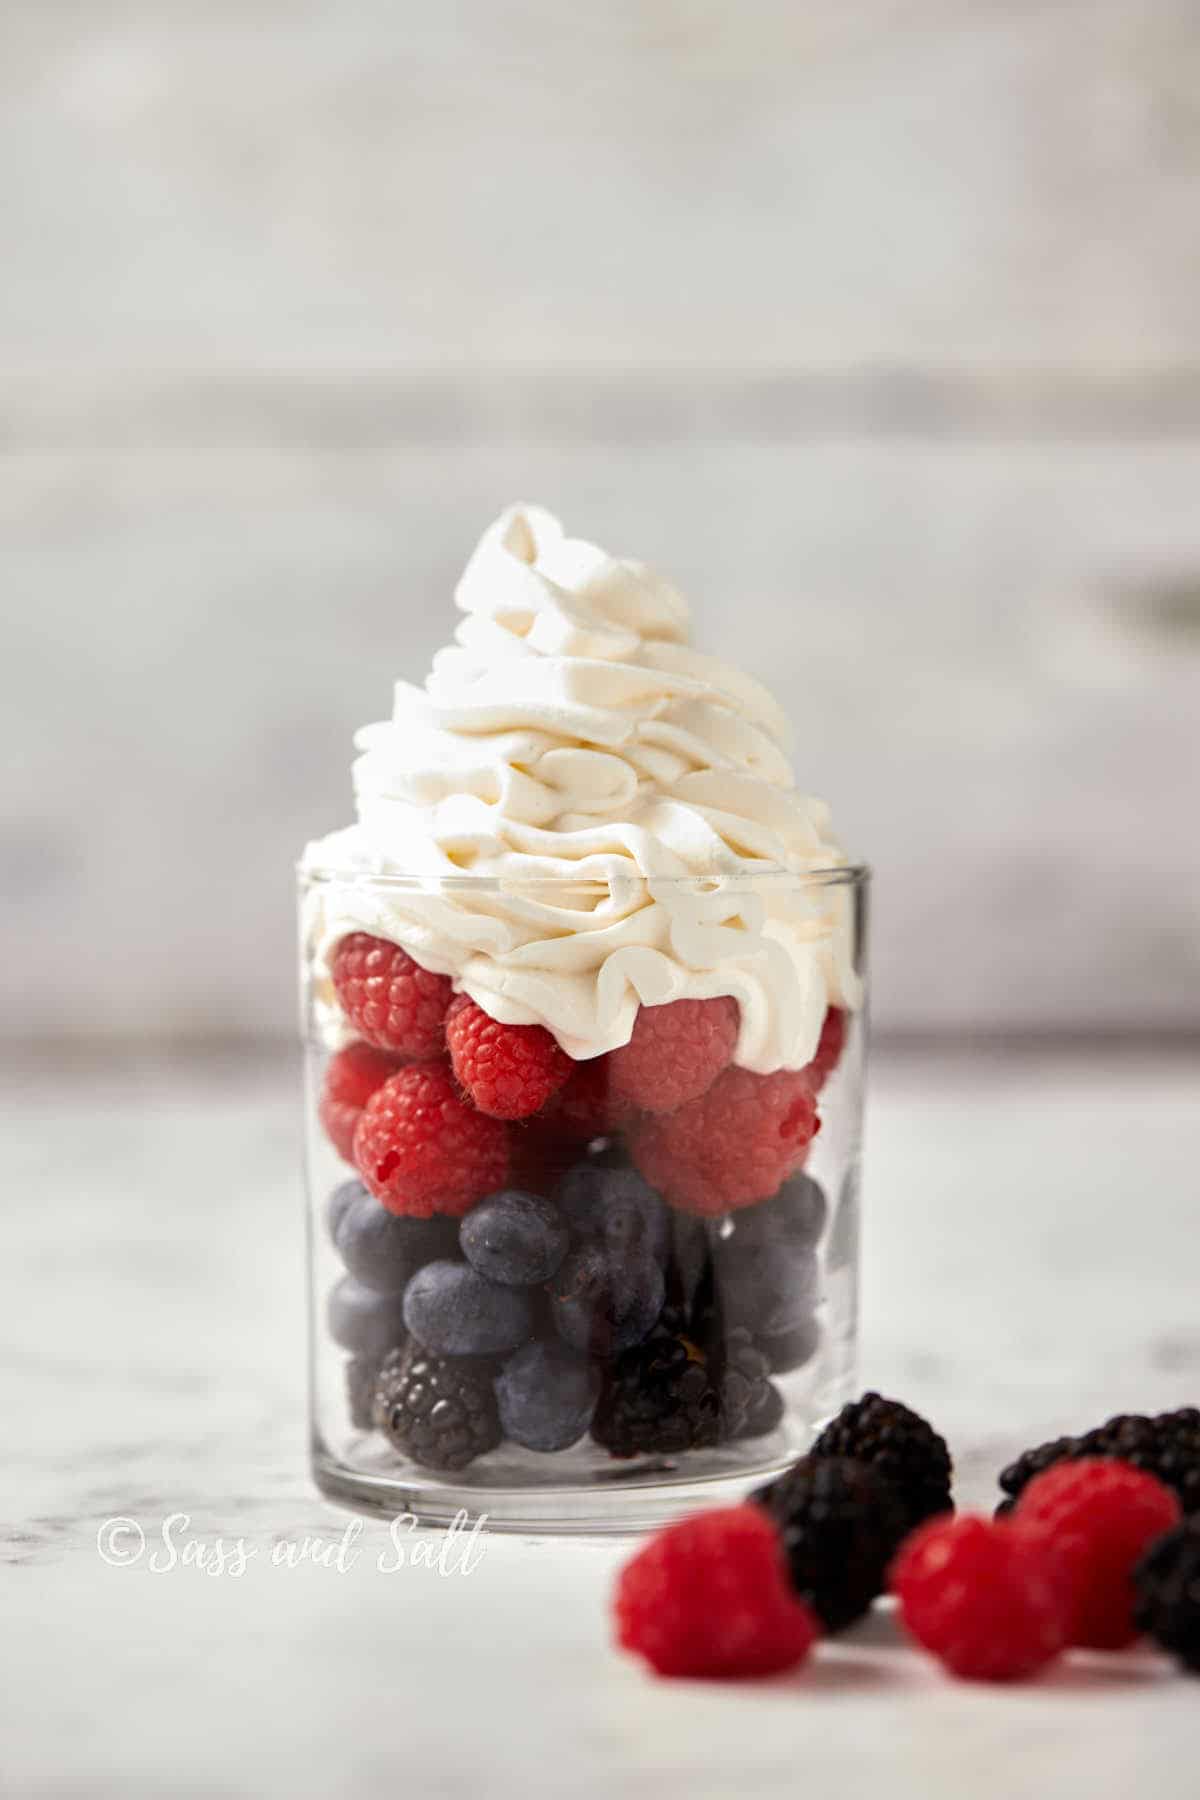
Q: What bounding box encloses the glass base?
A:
[313,1442,800,1535]
[311,1353,855,1534]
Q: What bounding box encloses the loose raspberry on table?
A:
[445,994,571,1120]
[631,1065,820,1217]
[804,1006,847,1092]
[538,1055,635,1142]
[352,1063,508,1218]
[614,1505,819,1679]
[330,933,453,1059]
[318,1041,407,1163]
[609,997,739,1114]
[1013,1457,1182,1650]
[890,1514,1069,1682]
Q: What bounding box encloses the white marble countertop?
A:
[4,1048,1199,1797]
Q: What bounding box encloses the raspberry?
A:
[614,1505,820,1679]
[631,1065,820,1217]
[609,997,739,1114]
[445,994,571,1120]
[812,1392,954,1537]
[331,933,452,1058]
[353,1063,508,1218]
[890,1515,1069,1682]
[804,1006,847,1092]
[1014,1457,1182,1649]
[318,1041,407,1162]
[539,1056,634,1142]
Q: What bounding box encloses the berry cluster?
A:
[615,1393,1200,1685]
[316,932,849,1473]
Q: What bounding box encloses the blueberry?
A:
[713,1239,820,1336]
[758,1316,822,1374]
[326,1178,366,1246]
[495,1341,601,1451]
[723,1174,828,1252]
[403,1259,535,1358]
[559,1163,669,1265]
[550,1243,664,1358]
[335,1193,458,1293]
[327,1277,409,1359]
[459,1190,569,1286]
[734,1379,786,1438]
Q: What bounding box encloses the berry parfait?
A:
[300,507,868,1531]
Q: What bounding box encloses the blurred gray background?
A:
[4,0,1199,1050]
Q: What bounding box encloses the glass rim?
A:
[297,861,870,893]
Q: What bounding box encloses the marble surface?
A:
[4,1047,1199,1796]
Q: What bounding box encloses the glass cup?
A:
[300,867,868,1532]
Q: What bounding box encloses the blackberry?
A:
[374,1345,501,1471]
[345,1356,380,1430]
[1133,1518,1200,1673]
[998,1409,1200,1517]
[752,1455,908,1632]
[712,1326,773,1442]
[812,1392,953,1534]
[592,1328,721,1458]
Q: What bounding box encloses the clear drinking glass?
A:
[300,867,868,1533]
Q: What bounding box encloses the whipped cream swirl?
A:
[302,505,860,1070]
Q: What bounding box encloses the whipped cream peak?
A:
[303,505,860,1069]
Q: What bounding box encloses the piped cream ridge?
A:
[302,505,860,1070]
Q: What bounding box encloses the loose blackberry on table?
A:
[998,1408,1200,1517]
[1133,1517,1200,1673]
[812,1392,954,1534]
[752,1454,909,1631]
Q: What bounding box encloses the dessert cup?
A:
[300,865,867,1534]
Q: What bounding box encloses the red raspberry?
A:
[609,997,739,1114]
[539,1056,635,1143]
[318,1041,407,1162]
[804,1006,846,1093]
[445,994,571,1120]
[631,1065,819,1217]
[331,933,452,1059]
[890,1515,1069,1682]
[352,1063,508,1218]
[1014,1457,1181,1649]
[615,1505,819,1679]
